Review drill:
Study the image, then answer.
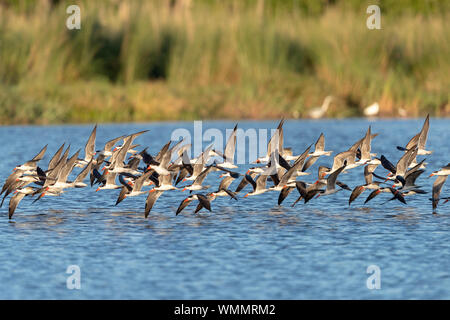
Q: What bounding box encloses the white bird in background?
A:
[363,102,379,117]
[308,96,334,119]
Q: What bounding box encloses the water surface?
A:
[0,119,449,299]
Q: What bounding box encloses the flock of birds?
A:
[1,116,449,219]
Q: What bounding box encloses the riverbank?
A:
[1,0,449,124]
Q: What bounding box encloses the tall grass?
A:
[0,0,449,124]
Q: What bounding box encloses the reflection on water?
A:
[0,119,449,299]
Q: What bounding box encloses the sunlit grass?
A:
[0,0,449,124]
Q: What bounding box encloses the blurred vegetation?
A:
[0,0,449,124]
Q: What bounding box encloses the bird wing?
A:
[380,155,396,174]
[302,156,319,172]
[176,197,193,216]
[349,185,365,205]
[432,175,448,210]
[197,194,212,212]
[327,165,345,191]
[84,125,97,162]
[193,166,213,187]
[74,159,93,184]
[9,192,26,219]
[47,143,66,171]
[417,114,430,150]
[31,144,48,162]
[396,147,417,177]
[133,170,153,191]
[57,150,80,184]
[118,175,133,192]
[360,126,372,160]
[314,133,325,152]
[223,124,238,164]
[218,176,234,191]
[145,190,163,218]
[365,189,382,204]
[104,135,125,152]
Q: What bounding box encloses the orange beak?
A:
[219,174,224,178]
[244,193,249,198]
[96,187,100,192]
[429,173,434,177]
[182,188,187,191]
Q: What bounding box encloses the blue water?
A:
[0,119,449,299]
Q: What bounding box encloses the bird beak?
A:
[219,174,224,178]
[96,187,100,192]
[182,188,187,192]
[244,193,249,198]
[182,178,186,182]
[429,173,434,177]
